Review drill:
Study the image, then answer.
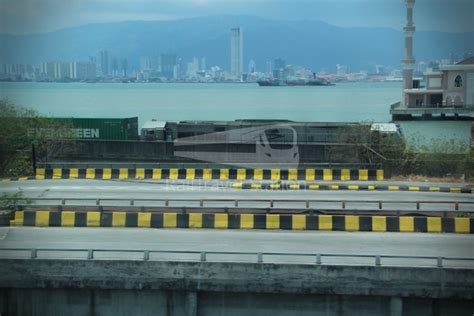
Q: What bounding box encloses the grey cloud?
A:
[0,0,472,34]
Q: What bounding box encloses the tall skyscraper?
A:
[273,58,286,79]
[139,57,151,71]
[100,50,109,77]
[121,58,128,77]
[248,59,256,74]
[230,27,243,79]
[266,61,272,75]
[161,54,177,80]
[40,62,56,80]
[186,57,200,78]
[402,0,416,105]
[59,62,71,79]
[71,61,96,81]
[111,58,118,77]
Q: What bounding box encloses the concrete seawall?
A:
[2,259,473,298]
[1,259,473,315]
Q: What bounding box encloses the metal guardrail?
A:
[4,197,474,213]
[390,101,474,111]
[0,247,473,268]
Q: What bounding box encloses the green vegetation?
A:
[333,122,473,180]
[0,99,75,178]
[0,191,31,211]
[375,132,473,180]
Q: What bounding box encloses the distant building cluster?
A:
[1,25,472,84]
[0,61,97,82]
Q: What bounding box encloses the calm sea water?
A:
[0,81,401,126]
[1,81,470,152]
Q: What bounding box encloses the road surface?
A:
[0,179,473,212]
[0,227,473,267]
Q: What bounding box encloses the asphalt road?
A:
[0,179,473,212]
[0,227,472,268]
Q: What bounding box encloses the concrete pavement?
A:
[1,179,473,212]
[0,227,473,267]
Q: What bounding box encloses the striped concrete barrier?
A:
[31,167,385,181]
[2,170,472,194]
[232,183,474,193]
[10,211,473,234]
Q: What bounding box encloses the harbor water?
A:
[0,82,400,125]
[1,81,471,153]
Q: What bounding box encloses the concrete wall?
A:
[2,289,191,316]
[2,289,474,316]
[1,259,473,298]
[1,258,474,315]
[42,140,372,165]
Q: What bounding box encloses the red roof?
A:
[456,56,474,65]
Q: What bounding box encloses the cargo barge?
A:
[257,79,334,86]
[257,73,334,87]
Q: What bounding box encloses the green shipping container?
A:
[44,117,139,140]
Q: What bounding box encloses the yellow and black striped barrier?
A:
[2,168,471,193]
[232,183,474,193]
[10,211,473,234]
[25,167,385,181]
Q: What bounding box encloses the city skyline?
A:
[1,51,467,84]
[1,15,472,75]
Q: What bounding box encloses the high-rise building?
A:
[40,62,56,80]
[0,63,33,80]
[71,61,96,80]
[273,58,286,79]
[375,65,385,75]
[417,61,427,73]
[121,58,128,77]
[53,63,61,79]
[59,62,71,79]
[139,57,151,71]
[100,50,109,77]
[186,57,200,78]
[336,64,348,76]
[230,27,243,79]
[161,54,177,80]
[266,61,272,75]
[111,58,119,77]
[200,57,206,72]
[151,57,161,72]
[248,59,256,74]
[139,56,160,72]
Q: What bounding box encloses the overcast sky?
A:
[1,0,473,34]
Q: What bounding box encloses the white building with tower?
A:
[390,0,473,156]
[392,0,473,119]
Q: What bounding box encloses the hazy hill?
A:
[1,15,472,72]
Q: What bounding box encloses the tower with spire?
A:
[402,0,416,106]
[402,0,415,105]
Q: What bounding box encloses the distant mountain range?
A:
[1,15,472,72]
